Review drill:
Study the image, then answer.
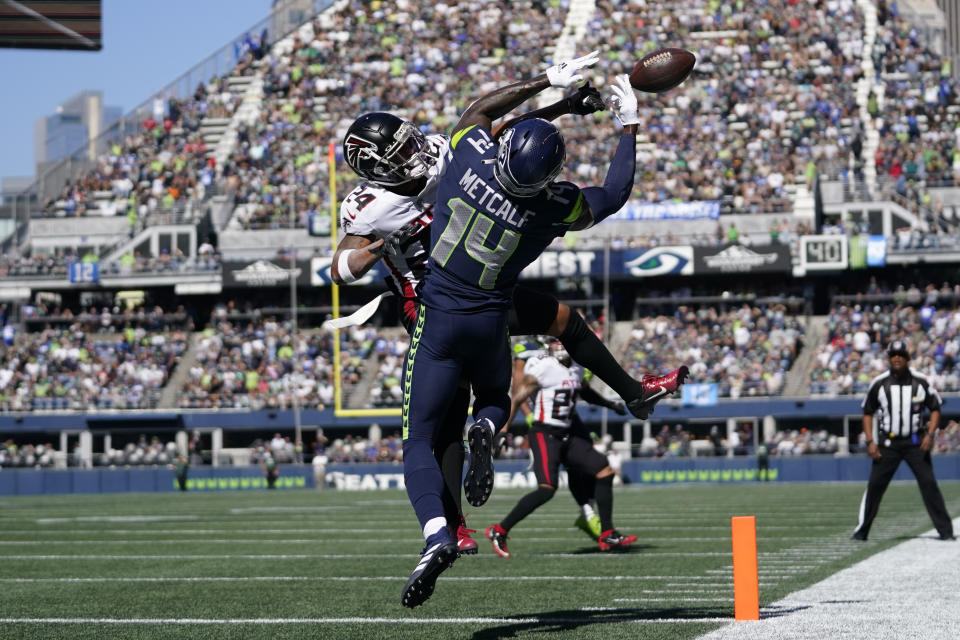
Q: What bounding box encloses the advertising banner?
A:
[622,246,694,277]
[609,201,720,221]
[222,259,309,288]
[692,243,791,274]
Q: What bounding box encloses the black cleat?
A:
[464,419,495,507]
[939,533,956,541]
[626,366,689,419]
[850,531,868,541]
[400,531,458,608]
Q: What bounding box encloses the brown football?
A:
[629,48,696,93]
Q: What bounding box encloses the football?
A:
[629,47,696,93]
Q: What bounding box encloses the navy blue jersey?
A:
[420,124,585,312]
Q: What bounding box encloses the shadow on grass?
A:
[467,605,732,639]
[565,543,655,555]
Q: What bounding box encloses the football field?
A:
[1,482,958,640]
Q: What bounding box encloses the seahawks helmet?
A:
[494,118,566,198]
[343,112,431,185]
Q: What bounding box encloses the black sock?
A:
[559,312,642,401]
[501,486,556,531]
[568,471,595,507]
[595,475,614,532]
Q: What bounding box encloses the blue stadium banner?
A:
[682,383,718,407]
[69,261,99,284]
[622,246,694,277]
[866,235,886,267]
[610,201,720,221]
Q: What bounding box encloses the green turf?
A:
[1,481,957,640]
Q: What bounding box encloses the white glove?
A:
[546,50,600,89]
[609,74,640,126]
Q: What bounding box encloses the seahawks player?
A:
[488,338,636,557]
[398,54,686,607]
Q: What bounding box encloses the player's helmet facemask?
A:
[343,112,433,186]
[494,118,565,198]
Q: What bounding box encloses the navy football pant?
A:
[402,305,512,530]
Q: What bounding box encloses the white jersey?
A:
[339,134,449,298]
[524,354,585,428]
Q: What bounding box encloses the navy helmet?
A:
[494,118,565,198]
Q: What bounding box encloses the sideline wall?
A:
[2,456,959,495]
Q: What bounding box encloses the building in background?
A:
[32,90,121,178]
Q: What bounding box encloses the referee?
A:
[852,340,955,541]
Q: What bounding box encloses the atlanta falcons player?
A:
[331,84,686,568]
[487,338,637,557]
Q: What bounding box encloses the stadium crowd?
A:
[620,303,805,398]
[809,282,960,395]
[0,327,187,411]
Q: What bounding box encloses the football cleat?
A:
[464,419,495,507]
[598,529,637,552]
[400,530,458,608]
[486,524,511,558]
[850,532,868,541]
[575,514,602,541]
[457,518,478,555]
[626,366,689,419]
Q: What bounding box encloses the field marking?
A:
[0,616,734,625]
[696,520,960,640]
[0,575,734,584]
[0,551,734,560]
[33,515,199,524]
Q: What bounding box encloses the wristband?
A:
[336,249,359,283]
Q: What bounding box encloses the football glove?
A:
[609,74,640,126]
[493,431,510,457]
[524,412,535,428]
[546,50,600,89]
[566,82,605,115]
[369,221,419,257]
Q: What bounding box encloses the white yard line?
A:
[697,521,960,640]
[0,615,734,625]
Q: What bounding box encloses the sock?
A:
[595,474,615,532]
[581,503,596,520]
[423,517,448,540]
[501,486,556,531]
[567,470,595,507]
[559,312,642,401]
[403,439,446,532]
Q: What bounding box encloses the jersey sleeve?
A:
[922,379,943,411]
[861,381,880,414]
[339,186,378,237]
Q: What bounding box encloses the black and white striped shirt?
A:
[862,369,942,437]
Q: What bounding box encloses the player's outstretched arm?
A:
[491,83,605,139]
[455,51,600,134]
[570,75,639,231]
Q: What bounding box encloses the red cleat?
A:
[486,524,510,558]
[626,366,689,419]
[598,529,637,552]
[457,518,478,555]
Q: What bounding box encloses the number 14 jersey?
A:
[421,124,586,313]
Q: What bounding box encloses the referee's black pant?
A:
[854,438,954,540]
